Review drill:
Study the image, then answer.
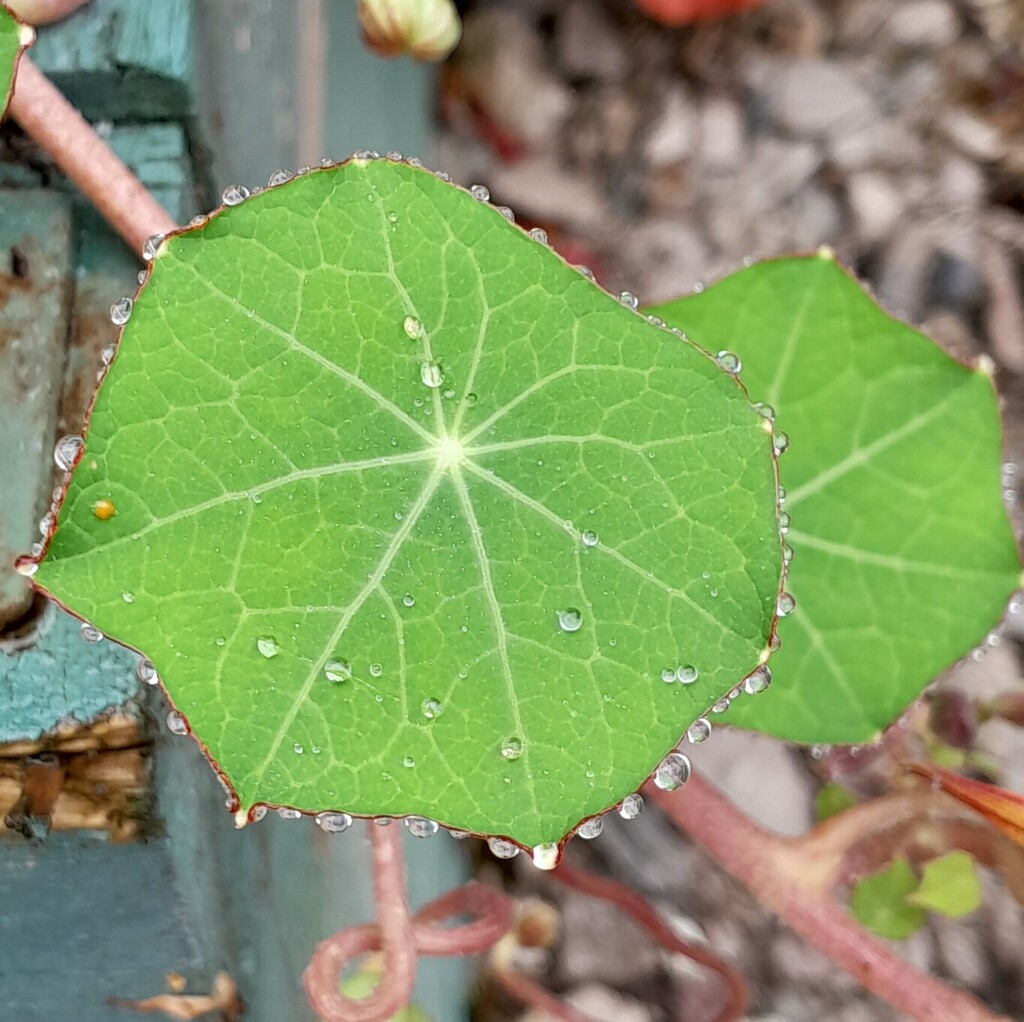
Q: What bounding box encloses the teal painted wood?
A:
[0,601,137,742]
[0,190,71,629]
[31,0,193,120]
[0,835,210,1021]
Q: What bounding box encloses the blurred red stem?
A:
[553,862,749,1022]
[649,774,1012,1022]
[305,823,417,1022]
[8,58,176,255]
[7,0,92,23]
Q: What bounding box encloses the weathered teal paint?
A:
[0,602,138,742]
[31,0,194,120]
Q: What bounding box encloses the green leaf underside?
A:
[37,160,780,847]
[650,257,1020,745]
[907,851,982,919]
[0,2,24,120]
[850,858,926,940]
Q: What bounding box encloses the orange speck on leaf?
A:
[93,499,117,520]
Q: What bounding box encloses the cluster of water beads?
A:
[661,663,699,686]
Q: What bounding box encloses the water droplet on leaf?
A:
[257,636,280,658]
[744,665,772,695]
[325,659,351,683]
[716,351,742,374]
[80,622,103,643]
[487,837,519,859]
[136,658,159,686]
[268,168,293,186]
[54,434,84,471]
[222,184,250,206]
[421,697,443,720]
[581,530,599,548]
[557,608,583,633]
[405,816,439,838]
[166,711,187,735]
[676,664,699,684]
[531,843,560,870]
[501,736,524,760]
[619,793,644,819]
[654,751,691,790]
[687,718,712,744]
[470,184,490,201]
[777,592,796,617]
[110,296,133,326]
[316,811,352,833]
[576,817,603,840]
[618,291,639,310]
[421,361,443,388]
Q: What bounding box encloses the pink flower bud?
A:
[358,0,462,62]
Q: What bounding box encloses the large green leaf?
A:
[650,255,1020,744]
[34,158,782,850]
[0,1,30,120]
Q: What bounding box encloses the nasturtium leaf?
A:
[906,851,982,919]
[0,1,30,120]
[850,858,926,940]
[650,255,1021,744]
[35,158,782,849]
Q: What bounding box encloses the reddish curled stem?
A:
[649,774,1013,1022]
[305,823,417,1022]
[552,862,750,1022]
[8,58,177,255]
[305,825,514,1022]
[6,0,92,23]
